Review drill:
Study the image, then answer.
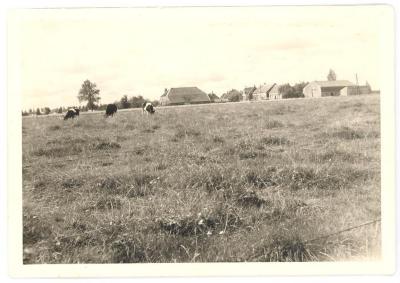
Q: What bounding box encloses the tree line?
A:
[23,69,343,115]
[22,80,159,116]
[217,82,308,103]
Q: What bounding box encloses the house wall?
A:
[340,87,349,96]
[269,85,281,99]
[303,83,321,98]
[253,92,267,100]
[320,87,342,97]
[346,86,371,95]
[160,96,170,106]
[270,93,282,99]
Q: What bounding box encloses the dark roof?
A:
[253,83,276,94]
[313,80,355,87]
[164,87,210,103]
[244,86,256,95]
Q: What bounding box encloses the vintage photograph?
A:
[9,5,394,270]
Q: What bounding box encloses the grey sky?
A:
[10,6,385,109]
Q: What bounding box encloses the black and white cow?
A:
[142,102,156,115]
[105,104,118,117]
[64,109,78,120]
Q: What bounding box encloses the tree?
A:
[221,89,242,102]
[44,107,51,115]
[57,107,63,114]
[129,95,146,108]
[78,80,101,111]
[36,108,41,115]
[120,95,131,109]
[278,84,294,98]
[327,69,336,81]
[208,92,219,102]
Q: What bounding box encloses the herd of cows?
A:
[63,102,156,120]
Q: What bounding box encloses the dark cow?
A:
[64,109,77,120]
[105,104,118,117]
[142,102,156,115]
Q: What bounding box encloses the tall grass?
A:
[22,95,381,263]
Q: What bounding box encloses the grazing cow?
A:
[105,104,118,117]
[142,102,156,115]
[64,109,77,120]
[68,107,80,116]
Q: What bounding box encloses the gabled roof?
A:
[164,87,210,103]
[254,83,276,94]
[244,86,256,95]
[312,80,355,88]
[269,84,280,93]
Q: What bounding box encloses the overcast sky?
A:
[10,6,387,110]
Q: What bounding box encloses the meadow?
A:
[22,95,381,263]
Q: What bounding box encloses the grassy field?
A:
[22,95,381,263]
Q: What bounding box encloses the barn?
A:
[302,80,357,98]
[160,87,210,106]
[252,83,281,100]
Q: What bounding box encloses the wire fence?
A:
[304,218,381,244]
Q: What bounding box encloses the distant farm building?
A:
[303,80,372,98]
[243,86,256,101]
[251,83,282,100]
[160,87,210,106]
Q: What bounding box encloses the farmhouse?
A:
[160,87,210,106]
[252,83,281,100]
[243,86,256,101]
[302,80,371,98]
[268,84,282,100]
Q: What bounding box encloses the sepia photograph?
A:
[6,2,396,278]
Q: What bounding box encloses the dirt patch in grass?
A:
[95,142,121,150]
[236,190,268,208]
[132,145,149,155]
[62,178,83,189]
